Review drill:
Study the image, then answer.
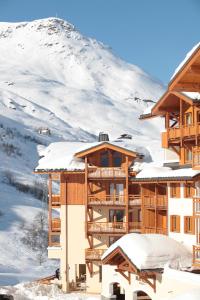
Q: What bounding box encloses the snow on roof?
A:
[142,103,155,115]
[35,139,149,172]
[102,233,192,270]
[135,163,200,180]
[165,290,200,300]
[181,91,200,101]
[171,43,200,80]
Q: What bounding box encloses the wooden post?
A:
[155,184,157,233]
[125,156,129,233]
[48,174,52,246]
[180,98,183,147]
[85,157,88,237]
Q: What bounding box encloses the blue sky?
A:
[0,0,200,84]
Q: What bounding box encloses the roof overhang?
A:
[169,45,200,92]
[75,142,138,158]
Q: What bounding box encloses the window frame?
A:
[170,215,180,233]
[184,216,195,234]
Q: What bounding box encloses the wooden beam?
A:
[125,155,129,233]
[174,82,200,91]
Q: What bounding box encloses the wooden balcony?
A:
[193,197,200,216]
[129,221,141,232]
[88,194,141,206]
[162,124,200,146]
[51,194,61,207]
[88,167,126,179]
[129,195,141,206]
[48,232,60,247]
[193,245,200,267]
[51,218,61,232]
[88,194,125,206]
[193,148,200,169]
[143,227,167,235]
[85,248,106,261]
[143,195,167,209]
[87,222,126,234]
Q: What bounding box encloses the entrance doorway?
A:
[112,283,125,300]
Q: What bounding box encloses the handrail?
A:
[143,195,167,208]
[87,222,126,233]
[88,194,141,206]
[85,248,106,260]
[51,218,61,232]
[88,167,126,178]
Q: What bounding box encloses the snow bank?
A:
[0,282,100,300]
[102,233,192,270]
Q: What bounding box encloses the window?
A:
[109,209,124,222]
[197,111,200,123]
[100,151,109,167]
[185,112,192,126]
[113,151,122,167]
[109,236,120,246]
[170,215,180,233]
[110,183,124,201]
[170,183,180,198]
[184,216,195,234]
[185,148,192,163]
[184,183,195,198]
[99,265,102,282]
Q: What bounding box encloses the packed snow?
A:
[171,42,200,80]
[164,289,200,300]
[102,233,192,270]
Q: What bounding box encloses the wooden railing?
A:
[88,194,141,206]
[167,124,197,141]
[129,195,141,206]
[143,195,167,208]
[193,197,200,216]
[143,227,167,235]
[51,194,61,207]
[87,222,126,233]
[193,245,200,267]
[88,195,125,206]
[51,218,61,232]
[129,222,141,232]
[48,232,60,247]
[193,147,200,168]
[85,248,106,260]
[88,167,126,178]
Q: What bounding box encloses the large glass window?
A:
[109,209,124,222]
[113,151,122,167]
[100,151,109,167]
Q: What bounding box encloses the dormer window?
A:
[113,151,122,167]
[100,151,109,167]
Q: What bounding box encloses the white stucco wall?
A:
[168,184,196,250]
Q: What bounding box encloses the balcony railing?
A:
[87,222,126,233]
[193,148,200,168]
[85,248,106,261]
[143,227,167,235]
[88,195,125,206]
[193,245,200,267]
[143,195,167,209]
[51,194,61,207]
[162,124,200,145]
[193,197,200,216]
[129,195,141,206]
[88,167,126,178]
[51,218,61,232]
[88,194,141,206]
[129,222,141,232]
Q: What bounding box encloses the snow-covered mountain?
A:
[0,17,165,284]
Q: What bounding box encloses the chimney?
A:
[98,132,109,142]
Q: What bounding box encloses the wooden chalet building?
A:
[35,138,145,293]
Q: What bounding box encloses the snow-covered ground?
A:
[0,282,100,300]
[0,17,165,287]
